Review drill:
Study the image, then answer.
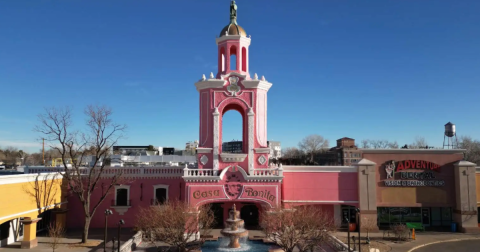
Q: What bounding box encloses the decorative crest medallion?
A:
[225,183,243,199]
[227,76,241,96]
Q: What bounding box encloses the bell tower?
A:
[194,1,272,174]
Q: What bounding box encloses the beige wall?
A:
[362,152,463,207]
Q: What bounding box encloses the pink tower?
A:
[195,1,272,174]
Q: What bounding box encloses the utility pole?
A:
[42,138,45,165]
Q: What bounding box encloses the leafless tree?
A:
[298,135,329,163]
[408,136,428,149]
[360,140,370,148]
[260,206,336,252]
[360,140,399,149]
[361,217,378,240]
[0,146,20,166]
[282,147,303,159]
[48,222,65,252]
[458,136,480,165]
[136,200,215,252]
[34,105,127,243]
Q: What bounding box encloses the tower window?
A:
[241,47,247,72]
[230,46,237,70]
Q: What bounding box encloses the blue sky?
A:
[0,0,479,153]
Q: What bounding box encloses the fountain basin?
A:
[202,237,272,252]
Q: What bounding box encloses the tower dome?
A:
[219,1,247,37]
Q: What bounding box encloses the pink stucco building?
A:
[64,1,480,233]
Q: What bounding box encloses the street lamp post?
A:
[356,208,361,251]
[345,217,350,251]
[104,209,113,252]
[117,219,125,252]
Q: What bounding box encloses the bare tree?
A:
[360,140,370,148]
[458,136,480,165]
[35,105,127,243]
[48,222,65,252]
[0,146,19,167]
[361,217,378,241]
[298,135,329,163]
[360,140,399,149]
[408,136,428,149]
[282,147,303,159]
[136,200,215,252]
[260,206,335,252]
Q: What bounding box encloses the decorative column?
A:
[20,217,42,249]
[356,159,379,232]
[213,108,220,171]
[453,160,479,233]
[248,108,255,174]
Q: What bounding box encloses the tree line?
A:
[279,134,480,165]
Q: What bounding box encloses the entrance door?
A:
[240,204,259,229]
[210,203,224,229]
[421,208,430,227]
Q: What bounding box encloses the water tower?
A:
[443,122,458,149]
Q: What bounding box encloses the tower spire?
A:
[230,0,237,24]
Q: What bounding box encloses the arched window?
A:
[220,47,226,72]
[241,47,247,72]
[153,185,169,205]
[230,46,237,70]
[114,185,130,206]
[221,109,243,153]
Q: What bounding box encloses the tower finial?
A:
[230,1,237,24]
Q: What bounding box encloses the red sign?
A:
[395,160,440,172]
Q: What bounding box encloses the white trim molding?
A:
[194,79,226,91]
[0,172,63,186]
[282,166,358,173]
[197,148,213,154]
[254,148,270,154]
[282,200,359,204]
[0,201,67,221]
[360,149,466,154]
[242,80,273,91]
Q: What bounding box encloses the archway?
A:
[210,203,224,229]
[221,104,246,153]
[240,204,260,229]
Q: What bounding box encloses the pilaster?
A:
[212,108,220,171]
[247,108,254,174]
[453,160,479,233]
[20,217,42,249]
[355,159,380,232]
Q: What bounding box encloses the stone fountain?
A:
[220,204,249,248]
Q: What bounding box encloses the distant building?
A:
[113,146,159,156]
[329,137,362,166]
[222,140,243,153]
[267,141,281,159]
[162,147,175,155]
[185,140,199,155]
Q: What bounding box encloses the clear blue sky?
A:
[1,0,479,153]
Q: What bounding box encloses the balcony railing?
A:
[111,199,131,207]
[184,169,217,177]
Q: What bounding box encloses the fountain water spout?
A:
[220,204,249,248]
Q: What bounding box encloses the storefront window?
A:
[378,207,451,227]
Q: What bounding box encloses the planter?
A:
[349,223,356,232]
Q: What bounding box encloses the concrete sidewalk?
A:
[334,231,480,252]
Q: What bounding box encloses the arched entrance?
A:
[240,203,259,229]
[210,203,224,228]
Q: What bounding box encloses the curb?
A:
[406,237,480,252]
